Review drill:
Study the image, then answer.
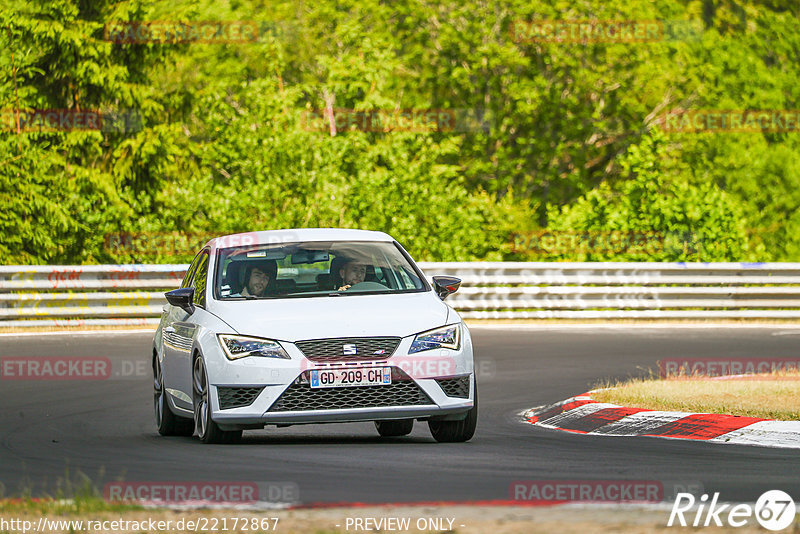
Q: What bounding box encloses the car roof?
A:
[205,228,394,251]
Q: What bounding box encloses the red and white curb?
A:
[524,393,800,449]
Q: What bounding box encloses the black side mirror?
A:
[432,276,461,300]
[165,287,195,314]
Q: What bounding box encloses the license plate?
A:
[309,367,392,389]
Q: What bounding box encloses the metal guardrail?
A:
[427,262,800,320]
[1,262,800,327]
[0,265,183,327]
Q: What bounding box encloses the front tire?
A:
[193,356,242,444]
[154,355,193,436]
[375,419,414,437]
[428,380,478,443]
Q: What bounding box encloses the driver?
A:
[337,260,367,291]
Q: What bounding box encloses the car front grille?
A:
[268,370,433,412]
[217,386,265,410]
[436,376,471,398]
[295,337,401,362]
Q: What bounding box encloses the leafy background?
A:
[1,0,798,264]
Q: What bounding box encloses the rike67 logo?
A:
[668,490,796,531]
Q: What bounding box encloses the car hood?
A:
[209,291,452,341]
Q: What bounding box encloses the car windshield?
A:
[215,240,428,299]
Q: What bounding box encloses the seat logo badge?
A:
[342,344,357,355]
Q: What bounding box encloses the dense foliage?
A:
[1,0,798,263]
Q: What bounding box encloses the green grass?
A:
[0,468,144,514]
[592,372,800,420]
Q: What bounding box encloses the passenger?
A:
[240,260,277,297]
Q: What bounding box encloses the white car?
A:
[153,228,477,443]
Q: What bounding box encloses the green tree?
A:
[544,130,752,261]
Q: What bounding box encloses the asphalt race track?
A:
[1,325,798,505]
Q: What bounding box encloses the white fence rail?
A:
[1,262,800,327]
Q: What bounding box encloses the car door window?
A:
[180,252,202,289]
[193,251,210,308]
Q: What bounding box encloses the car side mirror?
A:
[165,287,195,314]
[432,276,461,300]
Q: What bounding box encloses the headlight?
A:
[409,324,461,354]
[217,334,291,360]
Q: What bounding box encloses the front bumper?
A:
[211,375,475,428]
[203,331,476,429]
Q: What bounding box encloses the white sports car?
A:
[153,228,477,443]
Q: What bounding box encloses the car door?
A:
[163,250,206,411]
